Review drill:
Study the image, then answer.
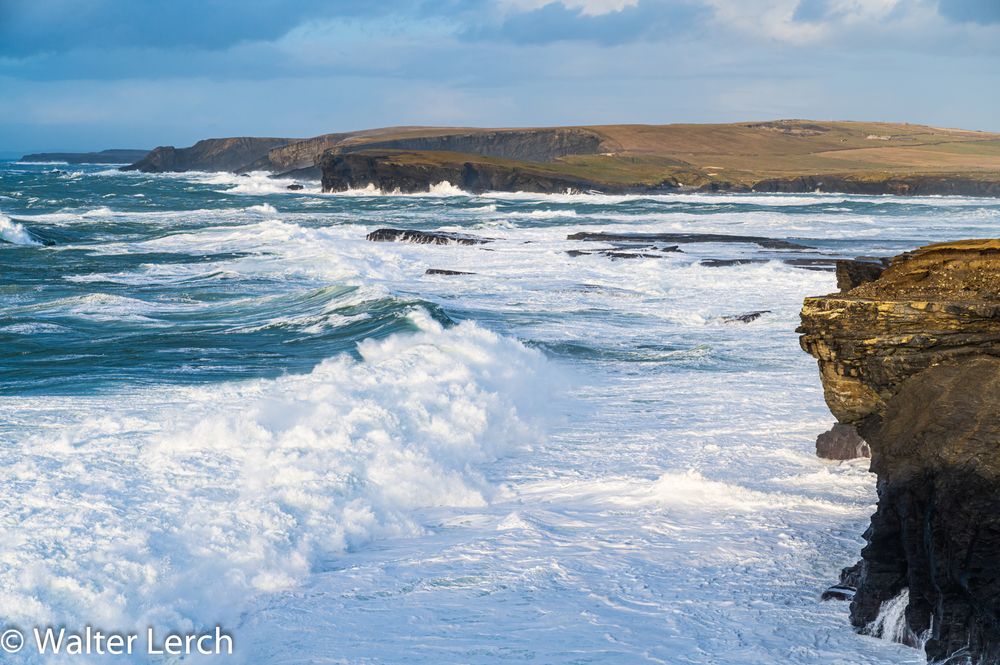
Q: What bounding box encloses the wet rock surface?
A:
[567,246,680,260]
[836,258,890,292]
[721,310,771,323]
[366,228,490,245]
[799,239,1000,663]
[815,423,870,460]
[566,231,809,250]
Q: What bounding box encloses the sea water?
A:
[3,162,998,663]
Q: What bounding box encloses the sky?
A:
[0,0,998,152]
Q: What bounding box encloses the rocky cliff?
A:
[123,128,604,177]
[320,149,676,194]
[752,174,1000,198]
[799,240,1000,663]
[331,128,603,163]
[122,137,295,173]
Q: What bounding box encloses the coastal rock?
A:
[320,150,651,195]
[566,231,809,250]
[721,310,771,323]
[330,128,602,163]
[123,137,295,173]
[567,247,678,260]
[815,423,870,460]
[366,228,489,245]
[752,174,1000,198]
[836,258,889,292]
[799,239,1000,663]
[425,268,475,275]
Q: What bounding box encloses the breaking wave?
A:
[0,213,41,246]
[0,311,552,658]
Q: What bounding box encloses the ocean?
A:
[3,161,998,663]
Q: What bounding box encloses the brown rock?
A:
[815,423,870,460]
[799,239,1000,663]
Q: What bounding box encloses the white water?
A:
[867,589,914,645]
[0,212,40,245]
[7,178,992,662]
[0,313,552,660]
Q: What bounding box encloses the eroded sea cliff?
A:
[800,240,1000,662]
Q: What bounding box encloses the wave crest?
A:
[0,213,41,246]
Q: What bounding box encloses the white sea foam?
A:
[0,312,551,659]
[82,206,114,217]
[0,213,41,245]
[246,202,278,214]
[189,171,321,196]
[2,175,979,663]
[866,589,913,644]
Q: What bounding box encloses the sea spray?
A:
[0,212,41,245]
[0,311,555,660]
[865,588,925,648]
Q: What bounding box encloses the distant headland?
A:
[101,120,1000,196]
[20,149,150,164]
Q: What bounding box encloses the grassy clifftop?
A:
[125,119,1000,194]
[321,120,1000,193]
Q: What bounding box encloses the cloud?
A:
[0,0,999,151]
[473,0,707,44]
[938,0,1000,24]
[499,0,640,16]
[0,0,411,56]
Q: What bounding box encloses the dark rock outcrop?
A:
[567,231,809,250]
[753,174,1000,198]
[836,258,890,292]
[332,128,602,163]
[815,423,870,460]
[366,228,489,245]
[123,137,295,173]
[425,268,475,275]
[321,150,650,195]
[721,310,771,324]
[799,239,1000,663]
[21,149,149,164]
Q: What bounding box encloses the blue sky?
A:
[1,0,998,152]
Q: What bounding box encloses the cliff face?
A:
[243,133,353,174]
[122,137,295,173]
[799,240,1000,663]
[333,128,603,163]
[123,128,604,177]
[320,150,672,194]
[753,174,1000,198]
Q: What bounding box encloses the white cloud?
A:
[499,0,639,17]
[703,0,826,44]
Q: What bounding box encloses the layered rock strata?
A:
[799,240,1000,663]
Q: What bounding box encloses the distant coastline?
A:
[83,120,1000,196]
[20,149,150,165]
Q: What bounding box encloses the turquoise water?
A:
[2,160,999,663]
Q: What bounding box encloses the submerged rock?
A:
[425,268,475,275]
[286,184,304,191]
[815,423,870,460]
[567,246,679,260]
[567,231,809,250]
[366,228,490,245]
[721,310,771,323]
[799,239,1000,663]
[821,586,857,602]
